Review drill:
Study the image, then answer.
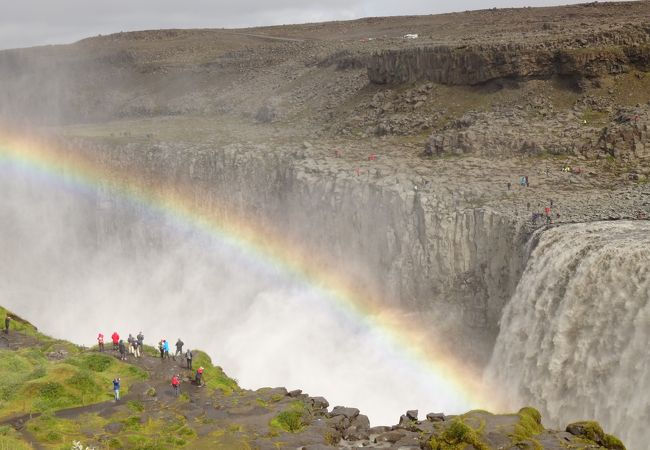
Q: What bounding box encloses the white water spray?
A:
[486,221,650,449]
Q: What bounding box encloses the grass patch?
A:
[603,433,626,450]
[192,351,239,394]
[270,401,307,433]
[0,348,148,419]
[428,418,489,450]
[581,107,609,126]
[508,407,544,449]
[0,425,32,450]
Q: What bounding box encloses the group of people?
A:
[98,331,145,361]
[157,338,194,370]
[102,330,205,401]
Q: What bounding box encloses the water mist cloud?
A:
[0,158,477,425]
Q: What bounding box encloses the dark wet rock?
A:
[369,425,391,435]
[426,412,446,422]
[288,389,303,397]
[309,396,329,410]
[329,406,360,419]
[375,430,406,443]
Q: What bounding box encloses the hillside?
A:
[0,307,626,449]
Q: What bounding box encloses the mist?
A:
[0,153,477,426]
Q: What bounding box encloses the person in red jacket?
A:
[111,332,120,351]
[97,333,105,352]
[171,374,180,396]
[195,367,204,387]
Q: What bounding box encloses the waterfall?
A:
[486,221,650,449]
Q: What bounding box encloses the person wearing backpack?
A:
[111,332,120,351]
[171,374,180,396]
[136,332,144,357]
[195,367,204,387]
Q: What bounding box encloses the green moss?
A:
[0,425,32,450]
[568,421,605,442]
[603,433,626,450]
[428,418,489,450]
[128,400,145,413]
[191,351,239,394]
[80,353,114,372]
[270,402,307,433]
[508,407,544,450]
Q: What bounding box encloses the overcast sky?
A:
[0,0,627,50]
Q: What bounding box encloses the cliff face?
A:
[367,27,650,86]
[71,139,527,361]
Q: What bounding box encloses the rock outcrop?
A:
[368,26,650,85]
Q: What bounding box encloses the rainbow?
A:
[0,126,504,413]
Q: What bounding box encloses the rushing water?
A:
[486,221,650,449]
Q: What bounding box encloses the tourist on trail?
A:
[163,339,170,359]
[171,374,181,396]
[137,332,144,353]
[175,338,184,360]
[118,339,127,361]
[186,349,193,370]
[158,340,165,359]
[195,367,204,387]
[111,332,120,351]
[97,333,105,352]
[113,377,121,401]
[4,315,11,334]
[128,334,135,356]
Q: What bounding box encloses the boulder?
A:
[329,406,360,419]
[309,396,329,410]
[375,430,406,443]
[426,412,446,422]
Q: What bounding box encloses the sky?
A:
[0,0,628,50]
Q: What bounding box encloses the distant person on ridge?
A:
[118,339,126,361]
[97,333,105,352]
[171,374,180,396]
[158,340,165,359]
[4,315,11,334]
[174,338,184,360]
[185,349,193,370]
[163,339,170,359]
[113,377,121,401]
[195,366,204,387]
[127,334,135,357]
[111,331,120,351]
[137,332,144,357]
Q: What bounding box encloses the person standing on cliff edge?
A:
[97,333,105,352]
[4,315,10,334]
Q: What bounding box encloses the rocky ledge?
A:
[0,307,626,449]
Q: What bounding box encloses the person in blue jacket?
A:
[163,339,170,359]
[113,377,121,401]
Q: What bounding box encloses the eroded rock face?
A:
[424,104,650,162]
[368,27,650,86]
[58,138,529,363]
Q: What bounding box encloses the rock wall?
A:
[69,139,529,361]
[368,40,650,86]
